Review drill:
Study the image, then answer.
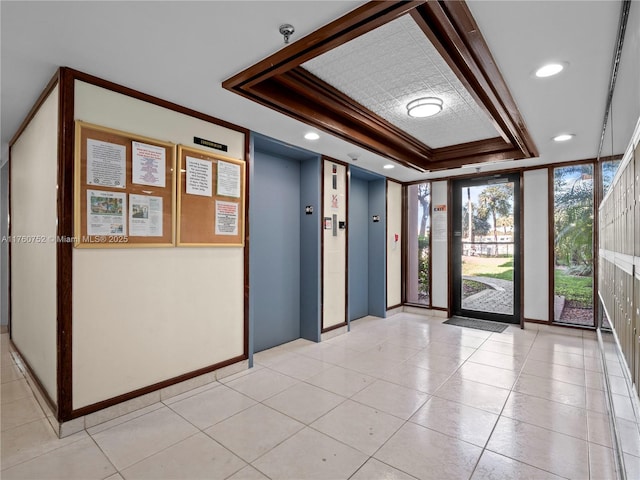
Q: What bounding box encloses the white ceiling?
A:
[2,1,638,183]
[303,14,498,148]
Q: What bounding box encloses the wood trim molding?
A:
[547,166,555,325]
[400,184,408,304]
[57,67,75,421]
[321,322,348,334]
[9,73,61,147]
[411,2,537,158]
[18,67,252,422]
[223,1,537,172]
[68,68,248,135]
[9,340,57,413]
[385,179,390,309]
[428,306,449,312]
[71,354,247,419]
[243,132,251,359]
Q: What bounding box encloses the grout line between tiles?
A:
[598,329,628,480]
[467,327,539,479]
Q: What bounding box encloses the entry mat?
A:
[443,316,509,333]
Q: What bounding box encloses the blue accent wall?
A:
[368,178,387,317]
[300,158,321,342]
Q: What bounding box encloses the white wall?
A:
[322,160,346,329]
[386,180,402,307]
[73,81,245,409]
[10,85,59,403]
[430,181,448,309]
[523,169,549,321]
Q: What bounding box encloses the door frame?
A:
[450,173,521,324]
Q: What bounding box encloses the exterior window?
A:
[406,183,430,306]
[602,159,621,197]
[553,164,595,326]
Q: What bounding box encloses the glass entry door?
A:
[452,174,521,324]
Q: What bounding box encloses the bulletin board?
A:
[177,145,245,246]
[74,121,176,247]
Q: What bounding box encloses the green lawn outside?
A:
[462,257,514,281]
[554,268,593,306]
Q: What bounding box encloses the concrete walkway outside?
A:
[462,275,513,315]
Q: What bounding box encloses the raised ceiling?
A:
[302,14,498,149]
[223,1,539,172]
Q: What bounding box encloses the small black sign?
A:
[194,136,228,152]
[372,215,380,223]
[305,206,313,215]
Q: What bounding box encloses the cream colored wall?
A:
[10,86,59,403]
[73,81,245,409]
[386,181,402,308]
[430,181,448,309]
[322,160,346,329]
[523,169,549,321]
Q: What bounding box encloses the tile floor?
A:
[0,313,636,479]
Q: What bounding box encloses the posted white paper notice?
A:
[132,141,166,187]
[129,194,163,237]
[186,157,212,196]
[87,139,126,188]
[217,160,241,198]
[215,200,238,236]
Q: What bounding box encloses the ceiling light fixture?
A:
[553,133,574,142]
[407,97,443,118]
[383,164,395,169]
[304,132,319,140]
[535,63,565,78]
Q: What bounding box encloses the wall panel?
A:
[10,86,59,402]
[430,181,448,309]
[523,169,549,321]
[73,81,245,409]
[386,180,402,308]
[322,160,347,330]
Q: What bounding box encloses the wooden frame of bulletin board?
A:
[177,145,245,246]
[74,121,176,248]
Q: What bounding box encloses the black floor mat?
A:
[443,316,509,333]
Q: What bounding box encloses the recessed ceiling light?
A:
[304,132,319,140]
[535,63,565,78]
[553,133,574,142]
[407,97,443,118]
[383,164,395,169]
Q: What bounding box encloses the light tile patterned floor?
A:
[0,313,635,479]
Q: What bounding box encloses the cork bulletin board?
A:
[74,121,176,247]
[177,145,245,246]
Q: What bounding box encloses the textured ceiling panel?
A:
[303,14,498,149]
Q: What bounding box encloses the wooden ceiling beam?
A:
[222,0,538,172]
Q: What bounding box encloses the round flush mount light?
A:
[304,132,320,140]
[553,133,574,142]
[383,164,395,169]
[535,63,565,78]
[407,97,443,118]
